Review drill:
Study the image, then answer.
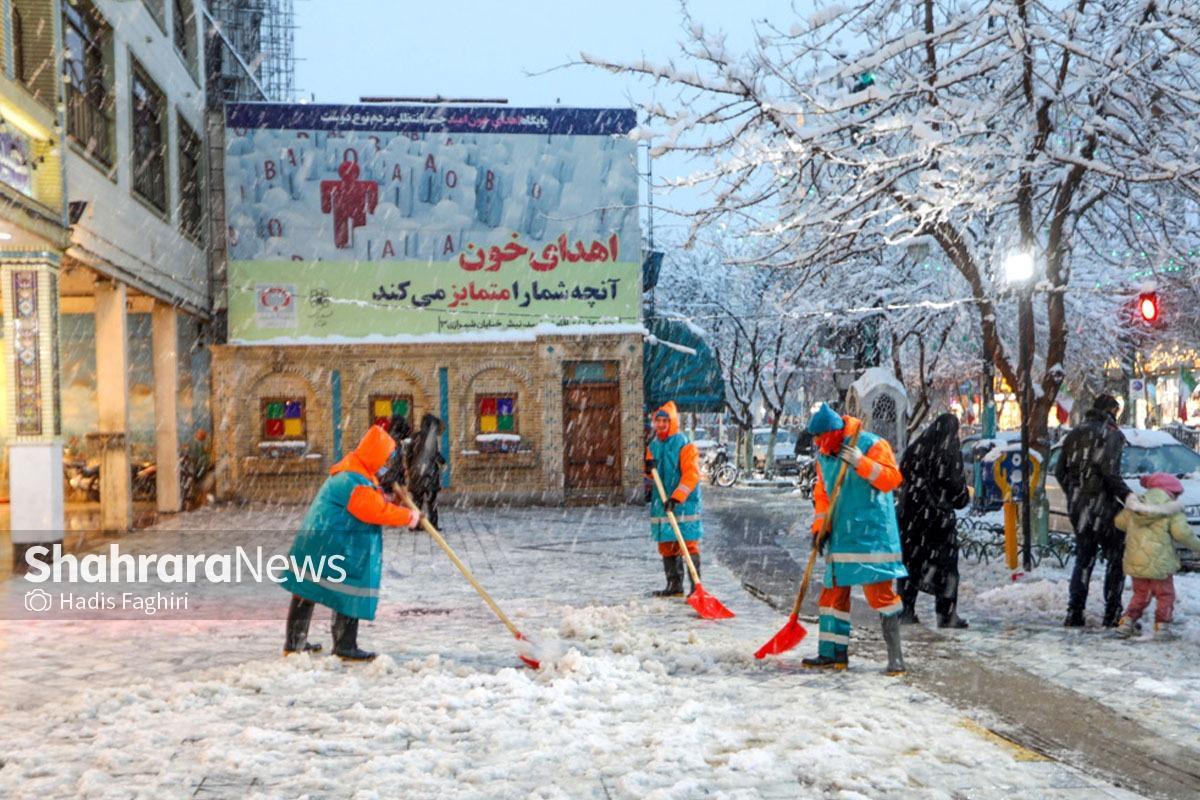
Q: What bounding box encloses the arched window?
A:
[872,394,899,446]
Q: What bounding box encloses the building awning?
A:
[643,316,725,413]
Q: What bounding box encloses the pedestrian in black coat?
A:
[896,413,971,628]
[1054,393,1130,627]
[408,413,446,530]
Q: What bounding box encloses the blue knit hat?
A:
[807,403,845,435]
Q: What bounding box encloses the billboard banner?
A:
[223,103,641,342]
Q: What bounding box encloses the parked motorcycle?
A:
[705,444,740,488]
[63,459,157,502]
[64,460,100,502]
[794,455,817,498]
[132,460,157,501]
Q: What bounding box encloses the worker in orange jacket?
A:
[803,403,908,674]
[645,402,704,597]
[281,425,422,661]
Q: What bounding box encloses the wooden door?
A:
[563,385,621,489]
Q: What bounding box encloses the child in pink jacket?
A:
[1113,473,1200,640]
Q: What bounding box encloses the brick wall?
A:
[211,333,645,506]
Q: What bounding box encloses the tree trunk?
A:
[740,425,754,473]
[764,417,781,478]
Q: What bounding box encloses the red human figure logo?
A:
[320,160,379,249]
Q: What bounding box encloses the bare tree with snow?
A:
[587,0,1200,449]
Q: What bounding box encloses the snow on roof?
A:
[658,311,708,339]
[644,334,697,356]
[230,323,647,347]
[850,366,907,400]
[981,444,1042,463]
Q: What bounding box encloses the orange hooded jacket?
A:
[332,425,418,528]
[645,401,701,504]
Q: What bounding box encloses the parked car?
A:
[752,428,799,474]
[1045,428,1200,571]
[690,431,724,462]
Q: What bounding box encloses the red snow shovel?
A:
[754,430,859,659]
[649,468,735,620]
[395,486,540,669]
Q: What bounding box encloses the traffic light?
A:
[1138,292,1159,323]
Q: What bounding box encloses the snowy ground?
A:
[949,553,1200,752]
[778,495,1200,754]
[0,503,1150,799]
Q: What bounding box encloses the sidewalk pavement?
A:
[707,485,1200,800]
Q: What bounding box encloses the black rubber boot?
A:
[332,613,376,661]
[688,553,701,595]
[801,652,848,670]
[936,612,969,629]
[897,578,920,625]
[881,613,906,675]
[651,556,684,597]
[936,598,969,629]
[283,595,323,655]
[1063,609,1085,628]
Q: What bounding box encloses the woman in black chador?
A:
[407,414,446,529]
[897,413,971,628]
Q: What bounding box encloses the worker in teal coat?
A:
[645,401,704,597]
[803,403,908,675]
[281,425,421,661]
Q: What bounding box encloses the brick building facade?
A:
[212,331,645,505]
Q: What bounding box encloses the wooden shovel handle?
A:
[790,429,860,617]
[393,484,522,639]
[649,468,702,586]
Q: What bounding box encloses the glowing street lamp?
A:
[1004,249,1035,284]
[1005,246,1038,574]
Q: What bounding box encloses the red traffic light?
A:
[1138,292,1159,322]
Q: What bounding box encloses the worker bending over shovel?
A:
[280,425,422,661]
[645,401,703,597]
[803,403,908,675]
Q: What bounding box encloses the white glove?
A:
[406,509,422,530]
[839,444,863,467]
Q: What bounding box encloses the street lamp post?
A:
[1005,248,1036,573]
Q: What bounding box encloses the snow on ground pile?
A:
[0,504,1146,798]
[951,554,1200,750]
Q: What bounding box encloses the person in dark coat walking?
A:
[407,413,446,530]
[1054,394,1131,627]
[896,413,971,628]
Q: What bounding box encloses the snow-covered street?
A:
[0,502,1158,799]
[957,557,1200,752]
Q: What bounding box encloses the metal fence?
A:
[1163,422,1200,452]
[958,516,1077,569]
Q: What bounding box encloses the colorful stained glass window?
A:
[477,394,516,434]
[262,397,306,441]
[370,394,412,430]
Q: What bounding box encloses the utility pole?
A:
[1004,247,1036,574]
[641,141,655,251]
[1018,282,1035,573]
